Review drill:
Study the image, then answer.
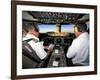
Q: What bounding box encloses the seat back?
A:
[22,40,42,68]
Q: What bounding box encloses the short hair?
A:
[23,22,39,33]
[74,22,87,32]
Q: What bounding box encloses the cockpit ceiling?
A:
[23,11,89,24]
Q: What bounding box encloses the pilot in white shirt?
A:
[66,22,89,66]
[23,23,53,60]
[23,34,47,60]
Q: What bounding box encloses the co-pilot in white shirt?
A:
[23,34,47,60]
[66,32,89,66]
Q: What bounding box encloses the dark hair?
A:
[23,22,39,33]
[74,22,87,32]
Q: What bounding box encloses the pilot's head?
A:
[23,22,39,37]
[74,22,88,37]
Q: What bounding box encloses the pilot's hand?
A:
[48,44,54,52]
[48,44,54,49]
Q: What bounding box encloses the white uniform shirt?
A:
[23,34,47,60]
[66,32,89,66]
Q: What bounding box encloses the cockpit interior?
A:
[22,11,89,69]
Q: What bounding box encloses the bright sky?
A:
[61,24,74,33]
[38,24,56,33]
